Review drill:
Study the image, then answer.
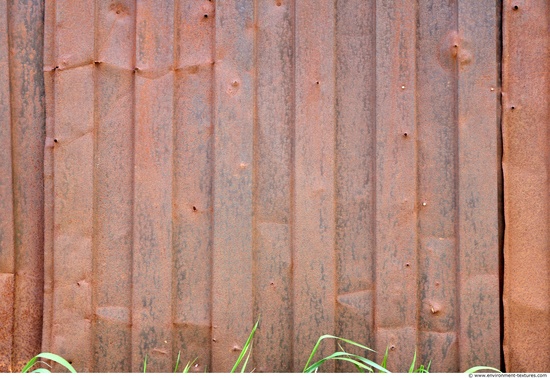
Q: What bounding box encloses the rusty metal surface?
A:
[17,0,505,372]
[0,0,45,372]
[502,0,550,372]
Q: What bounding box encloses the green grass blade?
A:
[304,351,363,372]
[381,347,389,370]
[464,366,502,374]
[230,318,259,373]
[353,355,391,373]
[21,357,40,373]
[240,345,253,373]
[143,355,147,373]
[22,353,76,373]
[303,335,376,372]
[174,351,181,373]
[182,358,198,373]
[304,355,375,373]
[303,351,389,373]
[29,368,52,373]
[408,350,417,373]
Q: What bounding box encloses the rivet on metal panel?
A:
[403,132,408,137]
[451,43,459,58]
[204,14,209,18]
[511,106,515,110]
[405,263,410,267]
[401,85,405,89]
[512,5,519,10]
[110,3,129,16]
[390,345,396,351]
[53,139,58,143]
[316,81,320,85]
[422,202,427,206]
[490,87,495,91]
[212,338,217,342]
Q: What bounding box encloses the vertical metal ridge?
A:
[372,0,378,359]
[375,0,418,369]
[170,0,178,368]
[495,0,504,371]
[41,0,56,354]
[413,0,420,358]
[130,0,137,371]
[6,0,16,370]
[415,0,459,370]
[289,0,296,370]
[331,0,337,349]
[91,0,98,371]
[453,0,461,370]
[293,0,337,369]
[8,0,46,369]
[209,0,217,369]
[457,0,500,369]
[251,0,258,368]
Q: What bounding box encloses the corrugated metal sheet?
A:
[40,0,501,372]
[502,0,550,372]
[0,0,45,372]
[1,0,529,373]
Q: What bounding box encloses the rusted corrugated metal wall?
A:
[502,0,550,372]
[9,0,544,373]
[38,0,501,372]
[0,0,45,372]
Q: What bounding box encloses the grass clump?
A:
[22,319,501,374]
